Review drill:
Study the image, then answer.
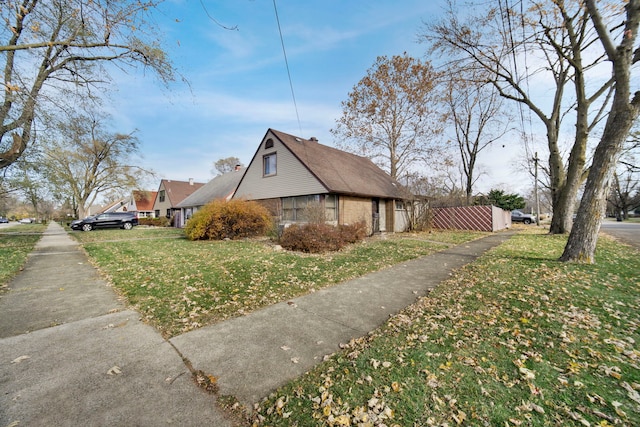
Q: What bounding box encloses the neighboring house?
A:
[175,166,246,228]
[124,190,158,218]
[153,179,205,225]
[100,199,128,214]
[232,128,407,233]
[84,192,156,219]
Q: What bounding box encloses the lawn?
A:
[0,223,46,292]
[73,227,487,338]
[253,228,640,426]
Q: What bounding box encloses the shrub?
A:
[279,221,367,253]
[184,199,273,241]
[337,221,368,243]
[139,217,171,227]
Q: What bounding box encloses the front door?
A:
[372,199,380,233]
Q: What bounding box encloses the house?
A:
[100,199,128,214]
[153,179,205,225]
[124,190,158,218]
[175,167,246,227]
[232,129,408,233]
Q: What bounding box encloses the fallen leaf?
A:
[519,367,536,380]
[621,382,640,404]
[453,409,466,424]
[11,356,30,364]
[107,366,122,375]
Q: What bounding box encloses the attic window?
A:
[265,138,274,149]
[263,153,277,176]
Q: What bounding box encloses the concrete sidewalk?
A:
[0,223,232,426]
[1,222,513,426]
[171,231,514,407]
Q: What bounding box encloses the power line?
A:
[500,0,535,160]
[272,0,303,135]
[198,0,238,30]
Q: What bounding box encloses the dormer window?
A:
[265,138,274,149]
[264,153,277,176]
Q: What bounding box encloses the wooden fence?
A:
[432,205,511,232]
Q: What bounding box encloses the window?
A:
[324,194,337,221]
[155,210,160,217]
[265,138,274,149]
[281,195,337,222]
[159,190,165,202]
[294,195,311,220]
[282,197,294,221]
[166,209,171,218]
[264,153,277,176]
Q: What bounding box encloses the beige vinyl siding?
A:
[234,131,327,200]
[153,183,172,218]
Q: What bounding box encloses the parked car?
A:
[19,218,33,224]
[0,217,9,223]
[511,210,536,225]
[70,212,138,231]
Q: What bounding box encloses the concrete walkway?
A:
[0,223,231,426]
[1,222,513,426]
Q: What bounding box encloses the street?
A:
[600,219,640,250]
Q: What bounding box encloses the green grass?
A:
[253,229,640,426]
[68,225,186,243]
[0,223,46,291]
[77,228,487,337]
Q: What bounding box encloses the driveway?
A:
[600,219,640,250]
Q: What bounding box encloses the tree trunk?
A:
[546,124,575,235]
[561,0,640,263]
[549,184,574,234]
[560,103,638,262]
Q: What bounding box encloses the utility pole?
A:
[533,152,540,226]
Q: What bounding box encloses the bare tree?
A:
[424,0,616,234]
[444,67,509,204]
[0,0,175,170]
[606,131,640,219]
[560,0,640,263]
[608,168,639,220]
[212,157,242,176]
[42,112,150,218]
[331,53,445,180]
[12,161,47,218]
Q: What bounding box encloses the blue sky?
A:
[107,0,528,193]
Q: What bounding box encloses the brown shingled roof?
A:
[133,191,157,211]
[270,129,404,199]
[160,179,205,206]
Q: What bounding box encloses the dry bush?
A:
[139,217,170,227]
[279,221,367,253]
[185,199,272,241]
[338,221,368,243]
